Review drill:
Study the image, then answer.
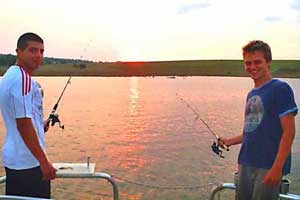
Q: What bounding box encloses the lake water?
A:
[0,76,300,200]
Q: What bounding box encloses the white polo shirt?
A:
[0,65,45,170]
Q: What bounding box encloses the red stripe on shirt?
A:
[19,66,32,95]
[25,72,31,95]
[25,71,28,95]
[28,75,31,93]
[19,67,25,96]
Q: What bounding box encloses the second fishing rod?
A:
[176,93,229,158]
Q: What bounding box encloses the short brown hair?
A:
[242,40,272,62]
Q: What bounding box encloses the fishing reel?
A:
[211,137,229,158]
[211,139,230,158]
[211,141,224,158]
[49,113,64,129]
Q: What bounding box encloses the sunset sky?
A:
[0,0,299,61]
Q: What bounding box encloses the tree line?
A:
[0,54,93,67]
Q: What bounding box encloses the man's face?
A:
[243,50,271,82]
[16,41,44,72]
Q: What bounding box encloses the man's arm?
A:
[16,118,56,180]
[263,113,295,186]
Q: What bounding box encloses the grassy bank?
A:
[1,60,300,77]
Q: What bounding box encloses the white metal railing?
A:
[0,195,50,200]
[0,163,119,200]
[55,172,119,200]
[209,178,300,200]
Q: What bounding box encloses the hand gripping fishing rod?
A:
[176,93,229,158]
[48,76,72,129]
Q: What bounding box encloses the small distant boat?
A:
[167,76,176,79]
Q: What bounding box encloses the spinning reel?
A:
[211,141,224,158]
[49,113,64,129]
[211,139,229,158]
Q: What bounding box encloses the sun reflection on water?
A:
[129,77,139,115]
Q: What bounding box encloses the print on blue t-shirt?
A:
[244,95,264,133]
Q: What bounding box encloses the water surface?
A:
[0,76,300,200]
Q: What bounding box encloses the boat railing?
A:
[0,163,119,200]
[209,173,300,200]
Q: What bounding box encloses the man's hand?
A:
[218,134,243,150]
[218,137,230,149]
[40,160,57,180]
[44,119,50,133]
[263,166,282,186]
[263,113,295,187]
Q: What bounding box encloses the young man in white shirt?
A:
[0,32,56,198]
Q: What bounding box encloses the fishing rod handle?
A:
[223,144,230,151]
[217,138,230,151]
[52,103,58,111]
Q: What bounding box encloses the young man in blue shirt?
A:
[219,40,298,200]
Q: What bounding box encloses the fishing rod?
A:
[48,38,93,130]
[48,76,72,129]
[176,93,229,158]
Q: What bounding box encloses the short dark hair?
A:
[242,40,272,62]
[17,32,43,50]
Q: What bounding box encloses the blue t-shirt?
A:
[238,79,298,175]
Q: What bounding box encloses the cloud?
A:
[290,0,300,11]
[176,3,211,15]
[264,16,282,22]
[289,0,300,23]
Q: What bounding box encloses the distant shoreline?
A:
[1,60,300,78]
